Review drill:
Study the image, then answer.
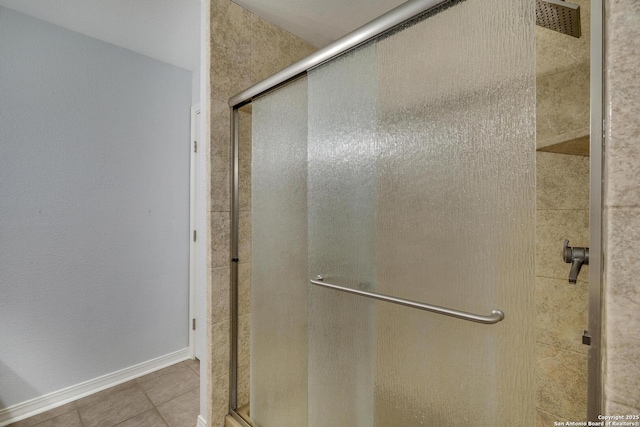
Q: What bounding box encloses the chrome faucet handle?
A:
[562,239,589,284]
[562,239,572,263]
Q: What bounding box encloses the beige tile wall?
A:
[536,152,590,424]
[603,0,640,415]
[536,0,640,418]
[207,1,315,425]
[535,1,592,422]
[536,0,591,149]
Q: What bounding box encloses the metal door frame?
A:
[588,0,604,419]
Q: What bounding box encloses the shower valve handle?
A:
[563,239,589,284]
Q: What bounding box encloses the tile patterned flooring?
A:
[9,359,201,427]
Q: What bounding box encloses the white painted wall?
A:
[192,65,201,104]
[0,0,201,71]
[0,7,192,409]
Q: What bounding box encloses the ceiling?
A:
[0,0,201,70]
[233,0,405,47]
[0,0,405,70]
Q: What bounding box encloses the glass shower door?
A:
[307,45,379,427]
[306,0,536,425]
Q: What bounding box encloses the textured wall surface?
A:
[603,0,640,415]
[236,110,251,410]
[0,6,192,409]
[534,2,592,421]
[207,1,315,425]
[536,0,590,150]
[535,152,590,424]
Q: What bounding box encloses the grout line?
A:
[536,208,590,211]
[137,363,199,407]
[153,407,171,427]
[134,380,162,426]
[109,412,149,427]
[27,408,83,427]
[98,383,157,427]
[75,379,140,409]
[34,404,80,427]
[156,385,201,410]
[185,361,201,377]
[604,205,640,210]
[536,340,590,356]
[136,380,155,406]
[609,399,640,413]
[137,361,190,387]
[536,407,568,422]
[536,274,589,284]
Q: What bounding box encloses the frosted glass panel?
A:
[248,0,535,425]
[307,0,536,425]
[307,45,378,427]
[250,78,308,426]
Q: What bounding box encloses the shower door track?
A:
[227,0,451,109]
[226,0,605,424]
[588,0,604,420]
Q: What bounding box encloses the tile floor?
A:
[9,359,201,427]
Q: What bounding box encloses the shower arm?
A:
[310,275,504,324]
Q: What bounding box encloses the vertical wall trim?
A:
[588,0,605,420]
[190,104,201,360]
[199,0,210,421]
[229,107,240,413]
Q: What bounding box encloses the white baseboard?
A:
[0,348,190,427]
[196,414,207,427]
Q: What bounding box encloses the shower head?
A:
[536,0,581,38]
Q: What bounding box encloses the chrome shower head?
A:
[536,0,581,38]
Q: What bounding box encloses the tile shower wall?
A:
[536,152,590,424]
[207,1,315,425]
[536,0,590,150]
[535,1,592,421]
[603,0,640,415]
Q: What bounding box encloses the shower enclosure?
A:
[226,0,603,425]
